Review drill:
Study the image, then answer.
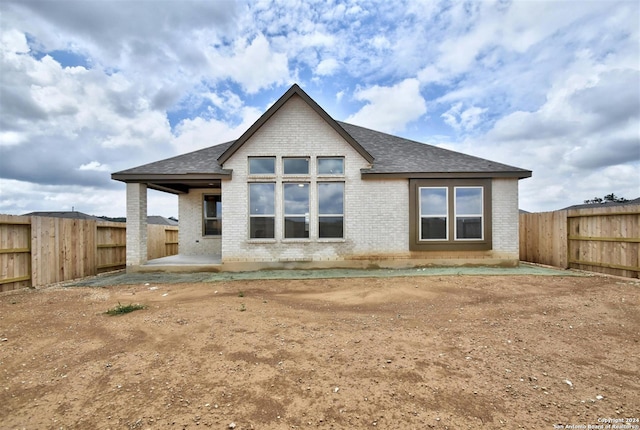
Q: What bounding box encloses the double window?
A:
[248,157,344,240]
[410,179,491,251]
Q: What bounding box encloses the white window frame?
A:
[419,187,449,241]
[454,186,484,241]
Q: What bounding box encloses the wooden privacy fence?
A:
[519,204,640,278]
[0,215,179,291]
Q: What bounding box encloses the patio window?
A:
[249,183,275,238]
[410,179,492,251]
[318,182,344,238]
[203,194,221,236]
[283,183,309,238]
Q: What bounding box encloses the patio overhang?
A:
[111,173,231,194]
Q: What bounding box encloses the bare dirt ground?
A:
[1,273,639,430]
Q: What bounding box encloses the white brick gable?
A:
[220,95,409,265]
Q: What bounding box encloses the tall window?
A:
[249,183,275,238]
[318,182,344,238]
[455,187,483,240]
[284,183,309,238]
[420,187,448,240]
[203,195,222,236]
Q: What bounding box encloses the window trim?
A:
[409,179,492,251]
[203,194,222,237]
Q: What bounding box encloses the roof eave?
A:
[360,170,533,179]
[111,172,233,183]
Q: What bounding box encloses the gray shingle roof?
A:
[112,85,531,181]
[114,141,234,176]
[112,122,530,179]
[338,122,530,177]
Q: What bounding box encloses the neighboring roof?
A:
[112,84,531,191]
[147,215,179,226]
[338,122,531,178]
[561,197,640,211]
[21,212,178,225]
[23,211,100,220]
[217,84,374,164]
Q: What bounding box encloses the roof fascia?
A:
[111,172,232,183]
[360,170,533,180]
[217,84,374,164]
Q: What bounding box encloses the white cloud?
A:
[441,103,488,132]
[206,33,290,94]
[78,161,111,172]
[316,58,340,76]
[173,106,262,154]
[346,78,426,133]
[0,131,25,146]
[0,28,30,54]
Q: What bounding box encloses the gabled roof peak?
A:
[217,84,374,164]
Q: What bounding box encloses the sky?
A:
[0,0,638,218]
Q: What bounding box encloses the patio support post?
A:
[126,182,148,268]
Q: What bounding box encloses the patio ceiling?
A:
[111,174,224,194]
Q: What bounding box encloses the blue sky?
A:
[0,0,638,217]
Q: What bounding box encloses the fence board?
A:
[97,223,126,272]
[147,225,179,260]
[0,215,32,291]
[521,205,639,278]
[519,210,567,268]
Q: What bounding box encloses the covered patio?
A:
[112,143,232,272]
[132,254,222,273]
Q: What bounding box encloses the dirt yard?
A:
[1,273,639,429]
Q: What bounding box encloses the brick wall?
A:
[220,95,408,264]
[126,183,147,266]
[491,178,520,255]
[177,95,521,267]
[178,189,221,256]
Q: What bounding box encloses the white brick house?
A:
[112,84,531,272]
